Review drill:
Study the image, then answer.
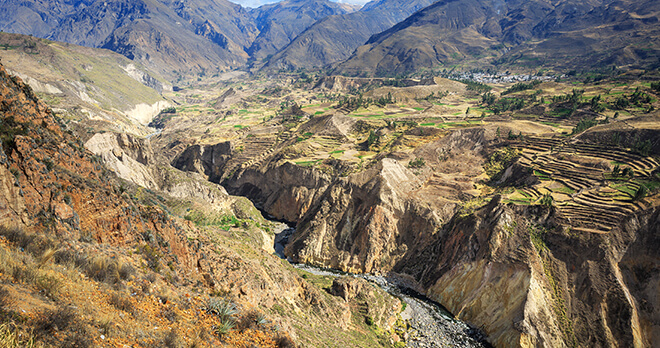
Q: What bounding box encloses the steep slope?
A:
[247,0,355,63]
[0,61,406,348]
[0,32,170,137]
[0,0,94,38]
[335,0,660,76]
[0,0,258,81]
[262,0,435,71]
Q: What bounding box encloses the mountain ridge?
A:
[334,0,660,76]
[261,0,436,71]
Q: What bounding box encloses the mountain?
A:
[262,0,436,71]
[334,0,660,76]
[0,0,258,81]
[0,0,95,38]
[247,0,357,63]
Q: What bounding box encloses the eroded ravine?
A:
[272,222,491,348]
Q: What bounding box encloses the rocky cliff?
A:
[0,61,408,347]
[191,111,660,347]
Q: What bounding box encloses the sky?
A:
[229,0,371,8]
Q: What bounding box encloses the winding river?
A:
[272,223,491,348]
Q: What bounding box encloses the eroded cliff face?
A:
[285,158,442,274]
[85,132,159,189]
[198,113,659,347]
[225,160,333,222]
[0,62,410,347]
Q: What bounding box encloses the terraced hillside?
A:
[508,134,660,233]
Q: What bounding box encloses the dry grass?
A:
[35,305,94,348]
[109,291,136,315]
[0,323,43,348]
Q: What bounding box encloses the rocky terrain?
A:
[0,61,411,347]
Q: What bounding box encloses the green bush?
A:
[408,157,426,168]
[571,119,598,135]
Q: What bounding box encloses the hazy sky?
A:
[229,0,370,8]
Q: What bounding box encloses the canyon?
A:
[0,0,658,347]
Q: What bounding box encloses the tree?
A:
[612,164,621,177]
[540,193,553,207]
[367,130,379,147]
[408,157,426,168]
[482,92,496,105]
[633,185,648,201]
[622,167,634,178]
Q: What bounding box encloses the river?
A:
[272,223,491,348]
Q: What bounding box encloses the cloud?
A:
[228,0,370,8]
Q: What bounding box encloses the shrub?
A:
[0,226,55,258]
[205,297,238,319]
[12,263,37,285]
[408,157,426,168]
[571,119,598,135]
[651,82,660,92]
[622,167,634,178]
[501,80,541,95]
[37,306,77,333]
[35,274,61,298]
[0,323,41,348]
[633,185,648,201]
[539,194,553,207]
[0,286,11,314]
[214,318,235,337]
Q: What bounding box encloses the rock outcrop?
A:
[171,141,234,182]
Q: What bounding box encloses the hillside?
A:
[262,0,435,71]
[247,0,355,64]
[335,0,660,76]
[147,65,660,347]
[0,33,170,138]
[0,60,409,347]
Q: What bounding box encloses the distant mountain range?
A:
[334,0,660,76]
[247,0,360,62]
[1,0,658,80]
[261,0,436,71]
